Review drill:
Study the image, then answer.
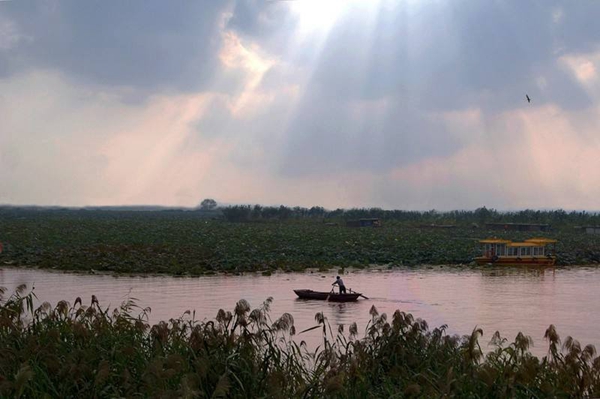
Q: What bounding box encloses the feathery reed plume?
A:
[544,324,561,363]
[1,291,599,398]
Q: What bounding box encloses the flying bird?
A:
[526,94,531,103]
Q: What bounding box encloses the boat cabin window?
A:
[484,243,507,257]
[496,244,506,256]
[508,247,518,256]
[520,247,531,256]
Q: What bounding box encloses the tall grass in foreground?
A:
[1,286,599,398]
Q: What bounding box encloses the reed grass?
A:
[1,285,599,398]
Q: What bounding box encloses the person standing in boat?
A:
[332,276,346,294]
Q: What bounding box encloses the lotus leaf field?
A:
[1,209,600,275]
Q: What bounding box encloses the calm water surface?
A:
[1,266,599,356]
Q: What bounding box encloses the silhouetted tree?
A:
[199,199,217,210]
[278,205,292,220]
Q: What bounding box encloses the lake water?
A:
[1,266,599,357]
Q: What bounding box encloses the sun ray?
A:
[290,0,381,36]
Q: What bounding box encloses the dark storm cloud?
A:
[227,0,292,37]
[1,0,596,106]
[0,1,232,96]
[2,0,600,209]
[304,1,596,111]
[226,0,301,59]
[558,3,600,51]
[273,1,600,177]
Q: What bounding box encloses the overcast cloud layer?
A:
[1,0,600,210]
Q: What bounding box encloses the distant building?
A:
[584,226,600,234]
[346,218,382,228]
[485,223,551,232]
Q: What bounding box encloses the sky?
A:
[1,0,600,211]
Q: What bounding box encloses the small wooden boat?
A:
[327,292,361,302]
[293,289,329,300]
[474,238,557,266]
[294,289,362,302]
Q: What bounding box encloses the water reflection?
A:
[329,302,351,327]
[1,266,599,357]
[480,266,555,279]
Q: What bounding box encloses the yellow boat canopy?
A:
[479,239,511,244]
[479,238,557,246]
[507,242,543,247]
[525,238,557,244]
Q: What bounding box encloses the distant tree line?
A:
[220,205,600,226]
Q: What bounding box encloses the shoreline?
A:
[1,262,598,279]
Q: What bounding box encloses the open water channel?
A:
[1,266,599,357]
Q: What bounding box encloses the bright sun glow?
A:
[291,0,378,34]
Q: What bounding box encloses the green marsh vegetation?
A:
[1,286,599,398]
[1,207,600,274]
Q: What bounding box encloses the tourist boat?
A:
[293,289,362,302]
[474,238,557,266]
